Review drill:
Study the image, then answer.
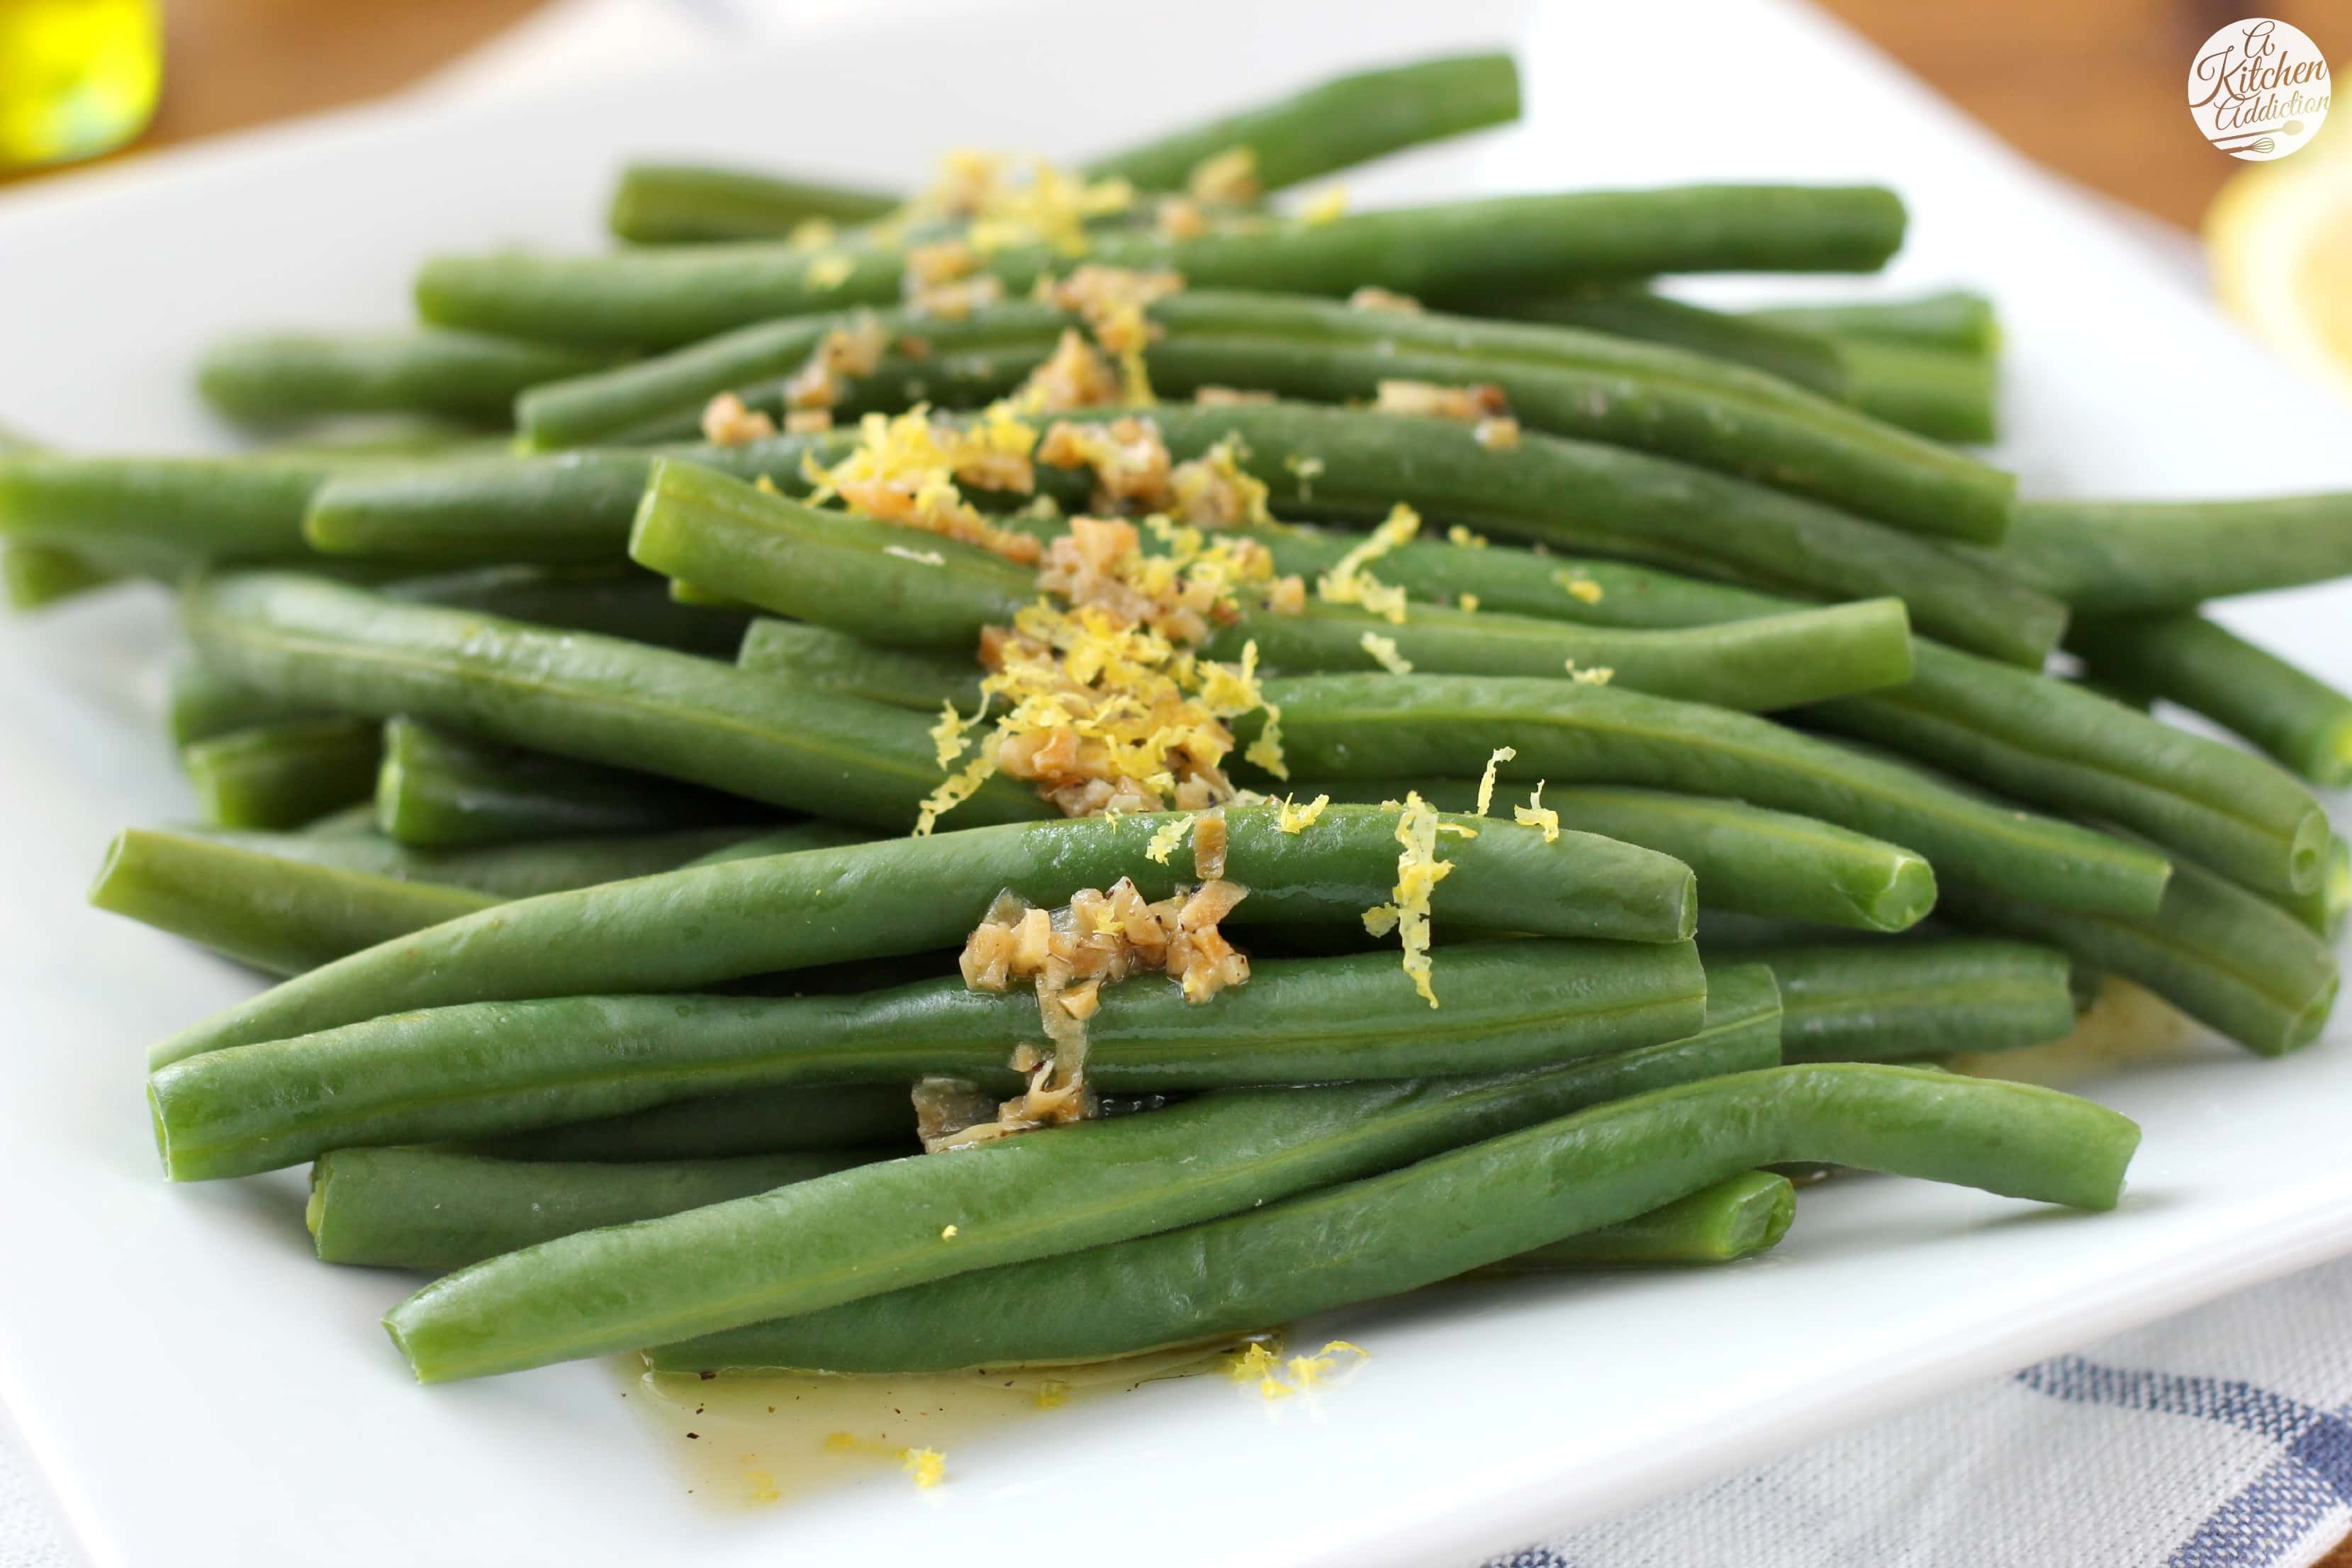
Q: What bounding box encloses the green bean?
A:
[310,1147,891,1270]
[4,543,115,609]
[1979,493,2352,614]
[1150,293,2009,542]
[150,939,1707,1180]
[0,452,338,576]
[1809,642,2329,900]
[386,963,1779,1382]
[2279,835,2350,942]
[1211,598,1915,710]
[1730,940,2077,1063]
[517,302,1062,449]
[150,800,1696,1069]
[529,293,2012,544]
[386,564,753,656]
[376,717,766,848]
[736,619,981,711]
[628,459,1034,649]
[166,657,317,747]
[1476,1170,1796,1270]
[303,437,844,565]
[1250,673,2169,916]
[147,804,1693,1072]
[1834,338,1997,445]
[1301,781,1934,933]
[186,819,819,899]
[2070,612,2352,788]
[1245,520,2326,900]
[182,717,381,829]
[90,827,496,975]
[607,165,900,244]
[642,455,1917,707]
[1245,520,1793,625]
[1746,291,2000,355]
[1941,849,2340,1055]
[198,330,616,429]
[602,54,1520,245]
[1082,51,1521,194]
[474,1082,919,1163]
[418,186,1909,351]
[1141,402,2065,667]
[181,571,1049,834]
[1479,286,1850,397]
[649,1060,2134,1375]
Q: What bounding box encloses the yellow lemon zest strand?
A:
[1143,813,1196,865]
[1447,524,1489,548]
[1317,503,1420,624]
[1474,749,1517,818]
[1515,780,1561,844]
[897,1447,946,1489]
[1359,630,1413,675]
[1361,902,1400,937]
[1390,792,1450,1009]
[1276,793,1331,833]
[1556,569,1605,605]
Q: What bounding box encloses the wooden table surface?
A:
[11,0,2351,1559]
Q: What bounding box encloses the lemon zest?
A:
[1143,813,1196,865]
[1275,793,1331,833]
[1316,503,1420,624]
[1390,792,1450,1008]
[1360,630,1413,675]
[1515,780,1561,844]
[1474,746,1518,817]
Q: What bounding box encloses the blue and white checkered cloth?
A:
[1484,1253,2352,1567]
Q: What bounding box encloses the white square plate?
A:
[3,3,2348,1565]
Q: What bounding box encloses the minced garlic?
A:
[1194,386,1277,406]
[782,313,888,415]
[1374,379,1511,422]
[699,391,775,447]
[1014,329,1124,413]
[1348,286,1423,314]
[944,875,1252,1146]
[1474,415,1521,450]
[1570,663,1614,686]
[1036,417,1272,530]
[1187,145,1260,206]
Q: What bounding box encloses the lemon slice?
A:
[2207,118,2352,399]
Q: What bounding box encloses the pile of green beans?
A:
[30,47,2352,1404]
[418,186,1909,352]
[147,802,1698,1068]
[605,52,1521,245]
[644,1062,2138,1378]
[393,970,1788,1380]
[527,291,2012,542]
[151,939,1708,1180]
